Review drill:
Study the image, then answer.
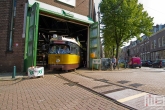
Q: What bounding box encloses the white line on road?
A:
[117,92,148,103]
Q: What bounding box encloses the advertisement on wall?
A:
[57,0,76,7]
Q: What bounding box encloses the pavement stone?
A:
[0,71,129,110]
[1,67,165,109]
[75,68,165,96]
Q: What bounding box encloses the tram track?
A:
[54,70,165,109]
[73,71,162,96]
[55,72,137,110]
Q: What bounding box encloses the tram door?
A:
[89,22,100,69]
[24,2,39,71]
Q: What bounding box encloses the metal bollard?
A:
[12,66,16,78]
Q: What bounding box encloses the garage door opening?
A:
[36,14,88,69]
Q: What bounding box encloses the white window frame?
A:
[162,36,165,46]
[158,38,161,47]
[154,40,156,49]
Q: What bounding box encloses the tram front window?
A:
[49,45,70,54]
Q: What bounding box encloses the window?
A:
[49,45,70,54]
[146,44,149,51]
[158,38,161,47]
[162,36,165,46]
[154,40,156,49]
[14,0,17,17]
[70,43,79,55]
[151,42,153,49]
[144,44,146,51]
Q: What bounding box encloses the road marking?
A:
[117,92,148,103]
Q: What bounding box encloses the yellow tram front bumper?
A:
[48,54,80,70]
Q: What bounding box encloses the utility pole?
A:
[98,3,102,58]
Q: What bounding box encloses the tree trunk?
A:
[116,43,119,60]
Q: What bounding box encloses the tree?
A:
[99,0,154,59]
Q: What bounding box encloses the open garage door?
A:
[36,14,89,67]
[24,1,97,71]
[24,2,39,71]
[89,22,100,68]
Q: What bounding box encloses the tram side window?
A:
[70,43,79,55]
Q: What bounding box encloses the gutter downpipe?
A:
[8,0,15,51]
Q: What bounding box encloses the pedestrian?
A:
[112,56,116,70]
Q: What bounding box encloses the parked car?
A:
[142,60,152,67]
[128,57,142,68]
[152,59,165,68]
[141,60,146,66]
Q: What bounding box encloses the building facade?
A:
[121,24,165,62]
[0,0,98,72]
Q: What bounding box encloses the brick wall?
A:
[38,0,90,16]
[0,0,26,72]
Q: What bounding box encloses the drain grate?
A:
[94,79,109,83]
[129,83,143,88]
[93,84,112,89]
[117,80,130,84]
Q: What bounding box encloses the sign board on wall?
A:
[57,0,76,7]
[92,59,101,64]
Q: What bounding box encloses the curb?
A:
[0,77,23,81]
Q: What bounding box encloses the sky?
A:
[94,0,165,45]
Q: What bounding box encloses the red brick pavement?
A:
[0,74,129,110]
[1,67,164,110]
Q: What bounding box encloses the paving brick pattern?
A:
[61,70,165,110]
[76,68,165,95]
[1,67,164,110]
[0,75,128,110]
[60,73,124,94]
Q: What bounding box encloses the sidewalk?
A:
[0,67,127,81]
[0,72,25,81]
[0,69,130,110]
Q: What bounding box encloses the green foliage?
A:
[100,0,154,59]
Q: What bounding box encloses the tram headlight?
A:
[56,59,60,63]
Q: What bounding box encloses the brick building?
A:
[121,24,165,62]
[0,0,98,72]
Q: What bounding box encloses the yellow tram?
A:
[48,36,82,71]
